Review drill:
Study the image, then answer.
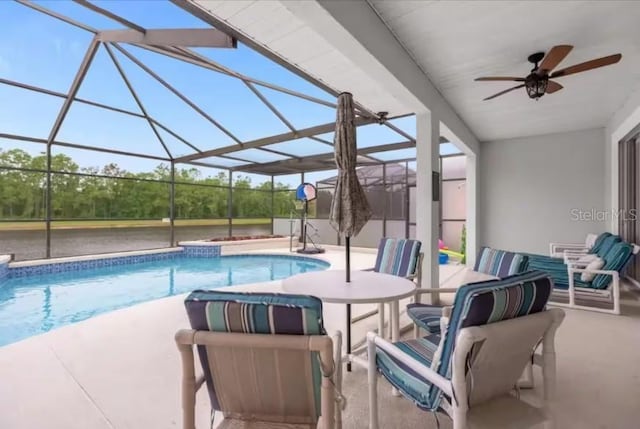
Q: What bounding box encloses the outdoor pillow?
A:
[580,257,605,282]
[585,233,598,249]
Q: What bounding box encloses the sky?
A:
[0,0,461,188]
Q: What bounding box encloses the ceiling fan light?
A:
[525,77,548,99]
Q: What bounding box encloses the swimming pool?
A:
[0,254,329,347]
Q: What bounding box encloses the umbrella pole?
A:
[346,235,351,371]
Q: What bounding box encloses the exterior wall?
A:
[479,128,607,254]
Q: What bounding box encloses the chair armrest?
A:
[367,333,452,398]
[568,267,620,278]
[566,260,591,268]
[550,242,588,257]
[563,250,589,263]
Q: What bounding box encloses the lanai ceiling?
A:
[369,0,640,141]
[189,0,640,143]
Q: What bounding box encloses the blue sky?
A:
[0,1,459,187]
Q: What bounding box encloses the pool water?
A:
[0,255,329,347]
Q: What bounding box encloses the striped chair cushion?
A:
[406,304,443,334]
[592,241,634,289]
[376,271,552,412]
[525,254,567,286]
[427,271,552,408]
[184,291,325,414]
[474,247,528,277]
[375,335,441,411]
[374,238,422,278]
[590,232,612,254]
[594,235,622,258]
[532,240,633,290]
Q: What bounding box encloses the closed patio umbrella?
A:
[330,92,372,281]
[330,92,372,371]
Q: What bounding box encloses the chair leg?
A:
[367,335,379,429]
[414,324,420,339]
[377,303,385,339]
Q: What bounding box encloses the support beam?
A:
[47,38,100,145]
[170,161,176,246]
[17,0,97,33]
[73,0,146,33]
[44,36,100,258]
[113,44,243,146]
[150,119,203,155]
[145,44,338,109]
[175,117,376,163]
[97,28,236,48]
[415,112,440,299]
[232,140,413,173]
[171,0,378,119]
[103,44,172,158]
[465,154,478,267]
[285,0,480,154]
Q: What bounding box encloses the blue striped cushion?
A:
[589,232,612,254]
[376,271,552,412]
[525,254,568,286]
[428,271,552,409]
[592,241,634,289]
[406,304,443,334]
[374,238,422,278]
[595,235,622,258]
[474,247,528,277]
[184,291,325,415]
[375,335,441,411]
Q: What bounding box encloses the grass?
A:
[0,218,272,231]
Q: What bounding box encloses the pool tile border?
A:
[0,245,333,283]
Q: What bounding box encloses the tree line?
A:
[0,148,303,220]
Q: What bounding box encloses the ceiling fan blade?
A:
[546,80,563,94]
[483,84,525,101]
[475,76,526,82]
[551,54,622,78]
[538,45,573,74]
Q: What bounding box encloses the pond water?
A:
[0,224,271,261]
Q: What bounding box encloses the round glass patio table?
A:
[282,269,416,370]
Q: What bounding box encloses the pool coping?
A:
[0,244,331,282]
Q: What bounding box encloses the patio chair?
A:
[550,240,640,314]
[406,246,528,338]
[176,290,343,429]
[548,232,610,258]
[354,238,422,338]
[367,271,564,429]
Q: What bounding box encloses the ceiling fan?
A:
[475,45,622,101]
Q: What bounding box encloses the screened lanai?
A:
[0,0,465,261]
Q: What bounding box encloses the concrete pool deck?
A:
[1,248,639,428]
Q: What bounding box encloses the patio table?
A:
[282,269,416,371]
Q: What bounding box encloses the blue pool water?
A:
[0,255,329,347]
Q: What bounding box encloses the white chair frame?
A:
[175,330,343,429]
[549,244,640,315]
[367,309,565,429]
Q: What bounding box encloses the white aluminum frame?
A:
[549,244,640,315]
[367,308,565,429]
